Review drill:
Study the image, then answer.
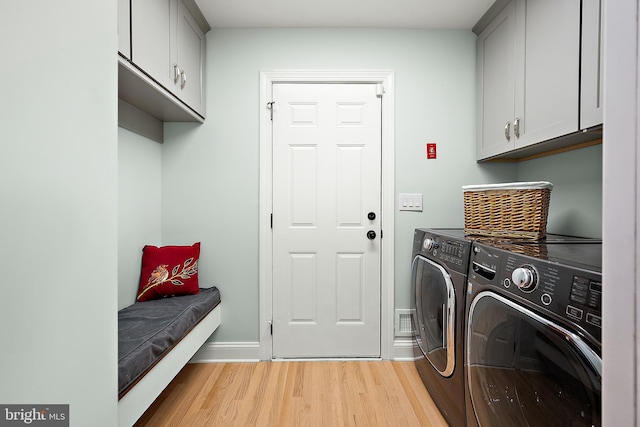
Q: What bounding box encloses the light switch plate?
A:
[399,193,423,211]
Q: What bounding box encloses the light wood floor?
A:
[134,361,449,427]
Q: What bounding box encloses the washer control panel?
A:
[511,264,538,292]
[469,242,602,344]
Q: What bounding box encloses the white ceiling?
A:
[195,0,496,30]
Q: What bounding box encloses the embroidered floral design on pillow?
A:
[136,242,201,302]
[137,258,198,301]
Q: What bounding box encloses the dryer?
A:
[410,228,471,427]
[465,240,602,426]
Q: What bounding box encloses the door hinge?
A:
[267,101,275,120]
[266,319,273,335]
[270,213,273,229]
[376,83,385,98]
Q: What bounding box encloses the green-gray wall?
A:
[118,127,163,308]
[161,28,517,343]
[1,1,118,425]
[119,28,603,346]
[517,144,602,238]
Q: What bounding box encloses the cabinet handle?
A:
[180,70,187,89]
[504,121,511,141]
[514,117,520,138]
[174,64,181,84]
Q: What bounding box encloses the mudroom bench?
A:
[117,286,221,427]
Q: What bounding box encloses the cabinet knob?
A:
[504,121,511,141]
[180,70,187,89]
[174,64,181,84]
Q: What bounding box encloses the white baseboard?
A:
[189,339,415,363]
[190,341,260,363]
[393,338,418,361]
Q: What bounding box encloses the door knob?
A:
[367,230,377,240]
[368,212,376,220]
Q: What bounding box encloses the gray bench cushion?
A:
[118,286,221,397]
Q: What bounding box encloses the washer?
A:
[464,240,602,426]
[411,228,471,427]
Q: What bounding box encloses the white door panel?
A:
[272,83,382,358]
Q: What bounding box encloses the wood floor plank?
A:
[393,362,449,427]
[328,362,347,426]
[357,363,386,426]
[269,362,289,426]
[359,362,391,425]
[134,361,449,427]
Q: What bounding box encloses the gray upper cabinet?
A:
[580,0,604,129]
[119,0,209,122]
[476,1,517,160]
[174,0,206,116]
[513,0,580,149]
[476,0,598,161]
[118,0,131,59]
[131,0,173,91]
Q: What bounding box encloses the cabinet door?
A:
[131,0,173,90]
[118,0,131,58]
[175,0,206,116]
[476,0,516,160]
[580,0,603,129]
[513,0,580,148]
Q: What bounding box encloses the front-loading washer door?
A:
[412,255,456,377]
[466,292,601,427]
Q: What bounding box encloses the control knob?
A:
[511,265,538,292]
[423,238,438,251]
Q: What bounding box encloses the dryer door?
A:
[466,292,601,426]
[412,255,456,377]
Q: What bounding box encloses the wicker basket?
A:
[462,182,553,240]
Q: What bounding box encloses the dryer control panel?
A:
[423,235,469,274]
[412,229,471,275]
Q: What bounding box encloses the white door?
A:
[272,83,382,358]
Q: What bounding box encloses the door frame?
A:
[258,70,395,360]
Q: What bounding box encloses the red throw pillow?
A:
[137,242,201,302]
